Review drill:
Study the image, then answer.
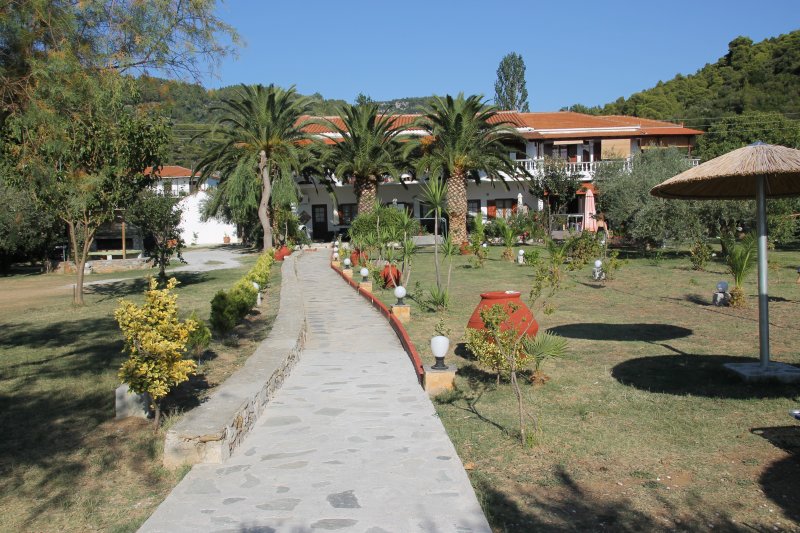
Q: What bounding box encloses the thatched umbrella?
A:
[651,142,800,381]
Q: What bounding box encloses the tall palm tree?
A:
[320,102,404,215]
[196,84,311,251]
[414,94,520,244]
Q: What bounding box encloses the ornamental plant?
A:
[115,277,197,428]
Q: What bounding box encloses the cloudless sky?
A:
[201,0,798,113]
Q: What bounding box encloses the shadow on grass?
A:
[759,452,800,523]
[84,271,209,301]
[473,464,745,532]
[612,355,800,399]
[549,323,693,343]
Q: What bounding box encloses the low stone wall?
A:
[56,257,151,274]
[162,254,306,468]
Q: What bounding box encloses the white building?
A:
[146,165,238,245]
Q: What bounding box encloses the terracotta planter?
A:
[460,242,472,255]
[381,264,401,288]
[350,249,368,267]
[466,291,538,339]
[274,245,290,261]
[223,236,231,244]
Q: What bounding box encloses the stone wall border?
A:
[162,253,306,468]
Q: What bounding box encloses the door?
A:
[312,204,328,241]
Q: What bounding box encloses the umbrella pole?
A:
[756,175,770,369]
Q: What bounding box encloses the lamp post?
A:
[343,257,353,278]
[358,266,372,291]
[390,285,410,323]
[592,259,605,281]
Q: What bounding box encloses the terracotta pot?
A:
[350,249,368,267]
[381,264,401,288]
[460,242,472,255]
[274,245,290,261]
[466,291,538,339]
[223,236,231,244]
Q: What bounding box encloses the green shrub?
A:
[244,252,274,287]
[230,279,258,319]
[210,290,237,335]
[689,240,713,271]
[186,311,212,358]
[565,231,602,270]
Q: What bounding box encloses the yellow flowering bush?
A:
[115,277,197,426]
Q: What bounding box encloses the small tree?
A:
[128,190,185,280]
[494,52,530,112]
[421,175,447,292]
[528,159,581,236]
[115,278,197,428]
[725,233,757,308]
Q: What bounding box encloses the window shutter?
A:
[487,200,497,219]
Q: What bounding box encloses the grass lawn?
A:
[0,250,282,532]
[372,243,800,532]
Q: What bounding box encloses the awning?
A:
[553,140,584,146]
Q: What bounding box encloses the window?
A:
[467,200,481,218]
[496,199,515,219]
[339,203,356,225]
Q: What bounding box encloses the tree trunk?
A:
[446,172,468,244]
[258,151,273,251]
[67,219,95,306]
[511,370,525,444]
[356,175,378,215]
[153,402,161,429]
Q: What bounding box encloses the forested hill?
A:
[565,30,800,127]
[133,77,435,165]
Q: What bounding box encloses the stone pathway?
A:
[140,251,490,533]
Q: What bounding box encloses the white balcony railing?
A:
[516,157,700,177]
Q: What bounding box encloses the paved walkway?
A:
[140,251,490,533]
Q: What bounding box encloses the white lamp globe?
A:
[333,245,339,252]
[594,259,603,268]
[333,252,339,260]
[394,286,406,299]
[481,242,488,248]
[360,267,369,278]
[518,249,525,256]
[343,258,351,267]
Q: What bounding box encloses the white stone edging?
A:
[162,253,306,468]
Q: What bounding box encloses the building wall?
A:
[178,191,239,245]
[297,180,540,239]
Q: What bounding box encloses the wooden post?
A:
[122,220,126,259]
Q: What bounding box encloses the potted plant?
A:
[222,232,231,244]
[430,318,451,369]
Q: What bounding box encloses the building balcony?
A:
[515,157,700,179]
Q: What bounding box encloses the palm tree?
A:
[420,174,447,290]
[195,84,311,251]
[320,102,404,215]
[414,94,520,244]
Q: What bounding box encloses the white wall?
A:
[178,191,239,245]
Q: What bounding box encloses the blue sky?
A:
[202,0,798,114]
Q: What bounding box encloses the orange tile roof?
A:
[144,165,199,178]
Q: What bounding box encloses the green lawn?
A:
[372,243,800,532]
[0,253,281,532]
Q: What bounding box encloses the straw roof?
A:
[650,143,800,200]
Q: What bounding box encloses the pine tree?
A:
[494,53,530,112]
